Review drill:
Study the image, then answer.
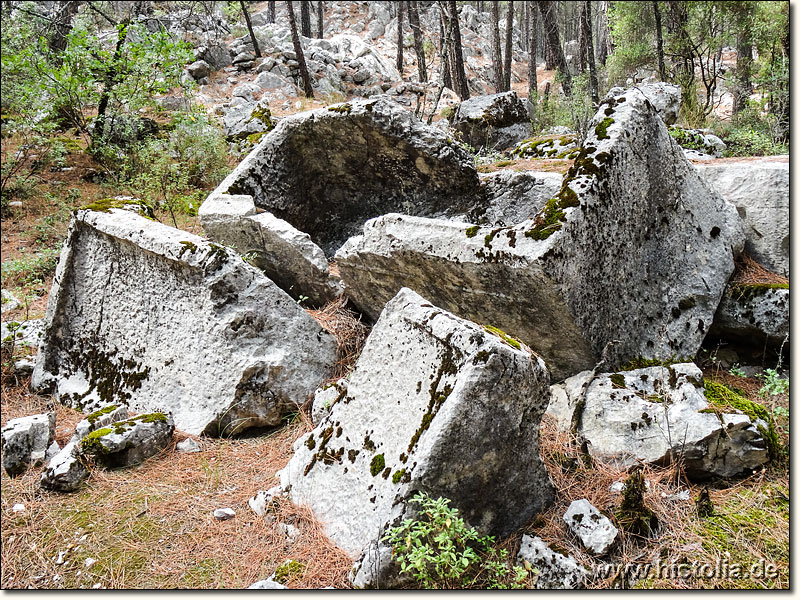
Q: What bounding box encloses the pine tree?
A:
[448,1,469,99]
[408,0,427,82]
[582,0,598,104]
[240,0,262,57]
[287,0,313,97]
[396,0,404,73]
[267,0,275,23]
[300,0,312,38]
[537,0,571,95]
[528,0,538,109]
[490,1,503,91]
[317,1,324,38]
[503,0,513,91]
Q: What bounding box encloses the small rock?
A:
[55,550,67,565]
[177,438,201,453]
[12,503,25,514]
[71,404,129,443]
[277,522,299,541]
[92,583,102,589]
[213,507,236,520]
[41,441,90,492]
[187,60,211,80]
[563,499,619,555]
[352,68,371,83]
[248,577,287,589]
[1,290,20,313]
[13,358,35,374]
[661,489,691,501]
[45,440,61,460]
[516,535,588,589]
[248,487,281,516]
[232,51,255,65]
[84,558,97,568]
[1,412,56,477]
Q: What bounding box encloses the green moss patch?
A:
[370,453,385,477]
[482,325,522,350]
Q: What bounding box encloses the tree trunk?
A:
[732,5,753,114]
[316,1,323,38]
[241,0,262,57]
[595,0,610,65]
[408,0,427,82]
[653,1,666,81]
[428,1,454,124]
[287,0,314,97]
[447,1,469,98]
[267,0,275,23]
[537,1,570,95]
[396,1,404,73]
[582,1,598,104]
[528,0,538,115]
[49,1,82,58]
[577,2,586,73]
[503,0,513,91]
[490,1,503,91]
[439,6,452,89]
[300,0,312,37]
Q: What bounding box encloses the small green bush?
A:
[1,247,61,288]
[382,492,530,589]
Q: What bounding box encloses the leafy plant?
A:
[1,248,61,288]
[759,369,789,398]
[729,364,746,378]
[382,492,530,589]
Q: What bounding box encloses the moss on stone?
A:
[594,117,615,140]
[609,373,626,389]
[370,453,385,477]
[465,225,480,238]
[482,325,522,350]
[86,404,120,425]
[328,103,352,114]
[703,380,769,422]
[274,559,304,584]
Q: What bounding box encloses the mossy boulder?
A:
[80,413,175,468]
[451,91,533,152]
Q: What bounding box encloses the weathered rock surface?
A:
[509,135,579,159]
[278,288,554,587]
[248,578,287,590]
[451,91,532,151]
[81,413,175,468]
[187,60,211,80]
[480,170,563,226]
[606,82,681,125]
[1,412,56,476]
[546,362,769,479]
[310,379,347,424]
[196,44,232,70]
[199,195,340,306]
[31,209,337,436]
[205,97,484,255]
[670,126,726,158]
[1,289,20,313]
[709,284,789,347]
[40,441,90,492]
[222,101,275,141]
[516,535,588,589]
[563,499,618,555]
[695,159,789,276]
[337,86,744,376]
[71,404,129,443]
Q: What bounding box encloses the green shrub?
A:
[382,492,531,589]
[1,247,61,288]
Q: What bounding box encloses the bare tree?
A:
[503,0,513,91]
[490,1,503,91]
[267,0,275,23]
[595,0,611,65]
[438,6,452,89]
[287,0,313,97]
[653,0,666,81]
[537,1,570,95]
[49,1,83,57]
[427,0,455,123]
[316,1,323,38]
[582,0,598,104]
[396,0,404,73]
[300,0,311,37]
[240,0,262,57]
[528,0,538,109]
[408,0,427,82]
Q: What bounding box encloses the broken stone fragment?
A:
[80,413,175,469]
[199,195,341,306]
[176,438,202,453]
[563,499,619,556]
[546,362,768,479]
[213,507,236,521]
[31,208,337,436]
[279,287,554,588]
[479,170,563,226]
[205,97,484,256]
[709,284,788,348]
[40,441,90,492]
[516,535,588,589]
[248,486,283,517]
[71,404,129,443]
[337,85,744,377]
[1,412,56,477]
[451,91,533,151]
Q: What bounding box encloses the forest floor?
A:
[0,126,790,590]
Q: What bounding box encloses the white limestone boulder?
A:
[40,441,90,492]
[479,170,563,226]
[451,91,533,151]
[695,159,789,276]
[31,208,337,436]
[199,195,341,306]
[546,362,768,479]
[71,404,129,443]
[337,86,744,378]
[709,284,789,347]
[1,412,56,476]
[278,288,555,587]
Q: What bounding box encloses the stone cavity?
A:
[695,159,789,277]
[31,209,337,436]
[278,288,554,587]
[451,91,533,151]
[204,97,484,255]
[546,362,768,479]
[709,285,789,348]
[337,86,744,376]
[516,535,589,589]
[199,195,341,306]
[1,412,56,476]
